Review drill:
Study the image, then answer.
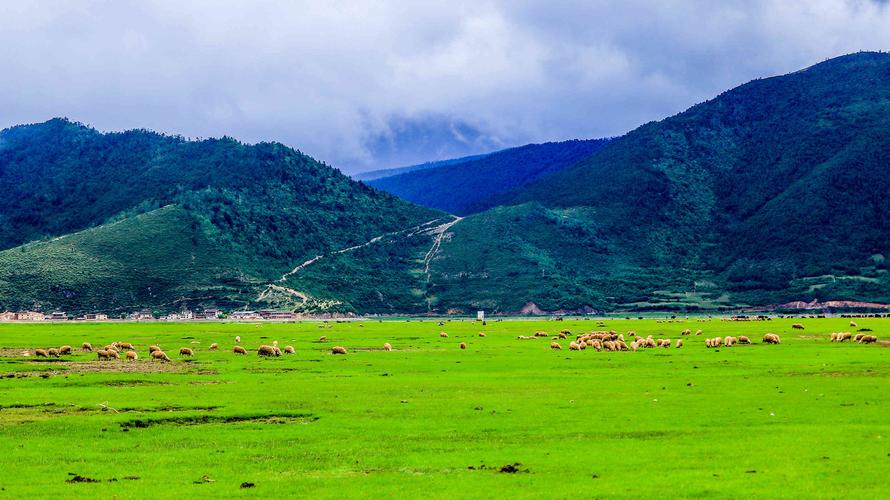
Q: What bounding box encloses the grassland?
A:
[0,317,888,498]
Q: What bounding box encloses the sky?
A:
[1,1,890,173]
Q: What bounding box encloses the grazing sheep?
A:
[208,343,219,350]
[724,336,735,347]
[125,351,138,361]
[617,340,629,351]
[762,333,781,344]
[838,332,853,342]
[58,345,72,355]
[478,332,487,337]
[150,350,171,362]
[850,321,858,328]
[534,331,549,337]
[459,342,467,350]
[104,345,118,354]
[738,336,751,344]
[118,342,134,350]
[853,333,865,342]
[96,350,110,360]
[47,348,60,357]
[681,329,691,336]
[830,332,839,342]
[439,332,448,338]
[149,345,161,353]
[695,329,703,336]
[383,343,392,351]
[233,346,247,355]
[676,339,683,348]
[859,335,878,344]
[284,345,295,354]
[81,342,93,352]
[272,340,279,347]
[558,332,567,339]
[550,342,562,350]
[792,323,805,330]
[179,347,194,357]
[658,339,671,348]
[331,346,347,355]
[107,349,120,360]
[631,341,639,352]
[592,340,603,351]
[569,342,581,351]
[517,335,535,340]
[35,348,49,358]
[319,336,328,342]
[257,345,277,357]
[235,336,241,343]
[713,337,722,346]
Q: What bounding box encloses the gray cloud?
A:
[1,0,889,172]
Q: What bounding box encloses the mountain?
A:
[351,153,490,182]
[0,119,442,314]
[3,52,890,315]
[423,51,890,312]
[363,139,610,215]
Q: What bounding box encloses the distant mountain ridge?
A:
[352,153,490,182]
[365,139,610,215]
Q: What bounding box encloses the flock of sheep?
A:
[24,321,880,363]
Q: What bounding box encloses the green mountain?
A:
[364,139,610,215]
[0,119,442,314]
[352,153,490,182]
[2,52,889,315]
[424,52,890,312]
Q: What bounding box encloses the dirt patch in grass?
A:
[119,412,317,429]
[4,360,189,377]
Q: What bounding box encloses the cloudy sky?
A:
[2,1,889,173]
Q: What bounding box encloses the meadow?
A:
[0,316,887,498]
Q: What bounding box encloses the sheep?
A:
[96,349,110,360]
[830,332,839,342]
[118,342,134,350]
[838,332,853,342]
[592,340,603,351]
[550,342,562,350]
[319,336,328,342]
[569,342,581,351]
[383,343,392,351]
[695,329,703,336]
[233,346,247,355]
[150,350,171,362]
[792,323,805,330]
[558,332,567,339]
[850,321,858,328]
[762,333,781,344]
[459,342,467,350]
[284,345,295,354]
[107,349,120,360]
[331,346,347,355]
[35,348,49,358]
[58,345,72,355]
[439,332,448,338]
[534,331,549,337]
[104,345,118,354]
[125,351,138,361]
[676,339,683,348]
[658,339,671,348]
[257,345,278,357]
[46,347,60,357]
[149,345,161,353]
[738,336,751,344]
[617,340,629,351]
[235,336,241,343]
[209,343,219,350]
[272,340,279,347]
[859,335,878,344]
[724,336,735,347]
[517,335,535,340]
[681,329,691,336]
[630,341,639,352]
[179,347,194,357]
[713,337,722,346]
[81,342,93,352]
[478,332,486,337]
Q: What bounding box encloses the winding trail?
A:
[421,217,463,285]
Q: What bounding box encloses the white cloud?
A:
[0,0,888,172]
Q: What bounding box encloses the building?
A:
[202,309,222,320]
[15,311,46,321]
[83,313,108,321]
[231,311,261,320]
[0,312,15,321]
[47,311,68,321]
[259,310,295,320]
[476,311,485,321]
[130,309,154,321]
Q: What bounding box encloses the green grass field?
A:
[1,317,888,498]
